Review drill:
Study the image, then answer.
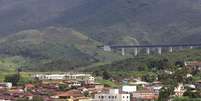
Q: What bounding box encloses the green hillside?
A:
[0,27,126,72]
[84,48,201,76]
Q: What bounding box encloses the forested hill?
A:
[0,0,201,44]
[0,0,201,71]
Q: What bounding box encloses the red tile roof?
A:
[25,84,34,88]
[55,90,82,97]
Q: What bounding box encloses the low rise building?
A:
[132,89,158,101]
[185,61,201,72]
[34,74,65,80]
[94,89,130,101]
[122,85,137,93]
[33,73,95,82]
[0,82,12,89]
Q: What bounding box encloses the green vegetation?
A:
[4,74,20,86]
[3,70,32,86]
[87,49,201,78]
[173,97,201,101]
[0,27,126,74]
[96,79,119,88]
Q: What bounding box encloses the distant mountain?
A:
[0,0,201,71]
[0,0,201,44]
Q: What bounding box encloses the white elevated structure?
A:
[103,45,112,51]
[94,89,130,101]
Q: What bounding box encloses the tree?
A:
[4,74,20,86]
[93,70,102,76]
[158,59,170,70]
[102,70,111,80]
[83,91,90,97]
[158,85,175,101]
[142,74,156,82]
[59,84,69,91]
[173,96,189,101]
[183,88,201,98]
[158,64,189,100]
[175,61,184,67]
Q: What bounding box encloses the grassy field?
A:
[96,79,120,88]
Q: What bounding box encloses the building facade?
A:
[94,89,130,101]
[33,73,95,81]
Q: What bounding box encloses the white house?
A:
[122,85,137,93]
[0,82,12,89]
[94,89,130,101]
[68,81,82,87]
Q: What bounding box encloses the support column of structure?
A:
[169,47,173,53]
[134,48,138,56]
[121,48,125,56]
[146,48,150,55]
[158,47,162,55]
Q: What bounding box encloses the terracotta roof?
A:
[25,93,33,97]
[55,90,82,97]
[133,89,156,94]
[25,84,34,88]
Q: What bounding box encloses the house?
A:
[94,89,130,101]
[122,85,137,93]
[24,83,34,92]
[150,86,162,94]
[0,83,12,89]
[129,79,149,87]
[185,61,201,72]
[195,80,201,89]
[74,97,93,101]
[24,93,33,100]
[132,89,158,101]
[94,84,104,91]
[84,76,95,84]
[68,81,82,87]
[51,90,83,100]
